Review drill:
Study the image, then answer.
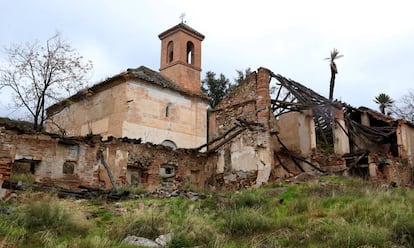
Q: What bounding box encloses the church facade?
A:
[46,23,209,149]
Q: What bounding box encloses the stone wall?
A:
[123,81,208,148]
[46,81,128,139]
[209,68,275,189]
[0,127,216,191]
[46,79,208,149]
[397,120,414,165]
[277,110,316,156]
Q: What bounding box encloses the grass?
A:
[1,175,413,247]
[9,172,35,184]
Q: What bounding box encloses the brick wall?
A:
[209,68,275,189]
[0,127,216,191]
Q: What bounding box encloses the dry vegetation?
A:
[1,176,414,247]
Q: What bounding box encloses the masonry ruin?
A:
[0,126,215,195]
[1,67,413,195]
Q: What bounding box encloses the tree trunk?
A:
[380,105,385,114]
[329,70,336,101]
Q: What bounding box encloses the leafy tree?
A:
[201,71,232,108]
[391,91,414,122]
[234,67,252,85]
[374,93,394,114]
[201,68,252,108]
[326,48,343,101]
[0,33,93,131]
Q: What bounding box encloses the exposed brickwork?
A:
[0,127,216,191]
[0,138,13,186]
[159,23,204,95]
[256,68,271,128]
[209,68,275,189]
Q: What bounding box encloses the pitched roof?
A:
[126,66,181,91]
[158,23,205,40]
[357,106,395,123]
[46,65,208,116]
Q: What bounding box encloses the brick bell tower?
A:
[159,22,205,94]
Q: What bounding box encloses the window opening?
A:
[186,41,194,64]
[161,140,177,150]
[63,161,76,174]
[166,103,173,117]
[167,41,174,63]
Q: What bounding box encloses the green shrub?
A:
[223,207,273,236]
[326,223,390,247]
[391,215,414,247]
[176,214,219,246]
[9,172,35,184]
[73,235,116,248]
[168,233,192,248]
[108,208,167,241]
[0,217,26,245]
[232,191,267,209]
[118,184,148,196]
[20,201,87,236]
[287,197,309,215]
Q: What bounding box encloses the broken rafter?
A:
[195,124,241,151]
[274,83,283,102]
[276,135,305,172]
[274,152,292,174]
[97,149,119,193]
[289,153,327,174]
[206,127,246,154]
[347,117,396,141]
[196,118,264,152]
[272,74,326,105]
[276,134,331,174]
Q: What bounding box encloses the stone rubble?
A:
[122,233,173,247]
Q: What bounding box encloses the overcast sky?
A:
[1,0,413,119]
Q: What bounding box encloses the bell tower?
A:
[159,23,205,94]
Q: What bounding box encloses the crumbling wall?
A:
[0,131,15,188]
[0,127,215,191]
[277,110,316,156]
[0,128,103,190]
[332,104,350,155]
[382,160,412,186]
[127,144,214,190]
[209,68,274,189]
[397,120,414,165]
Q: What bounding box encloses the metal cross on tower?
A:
[179,13,186,23]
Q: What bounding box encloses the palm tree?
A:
[374,93,394,114]
[326,48,344,101]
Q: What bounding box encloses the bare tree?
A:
[392,91,414,122]
[326,48,343,101]
[0,33,92,131]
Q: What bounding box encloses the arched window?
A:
[161,140,177,150]
[186,41,194,64]
[167,41,174,63]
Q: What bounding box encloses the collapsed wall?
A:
[208,68,277,189]
[0,126,216,192]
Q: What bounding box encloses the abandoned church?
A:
[1,23,413,195]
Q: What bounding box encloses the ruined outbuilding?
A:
[0,125,215,192]
[207,68,413,188]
